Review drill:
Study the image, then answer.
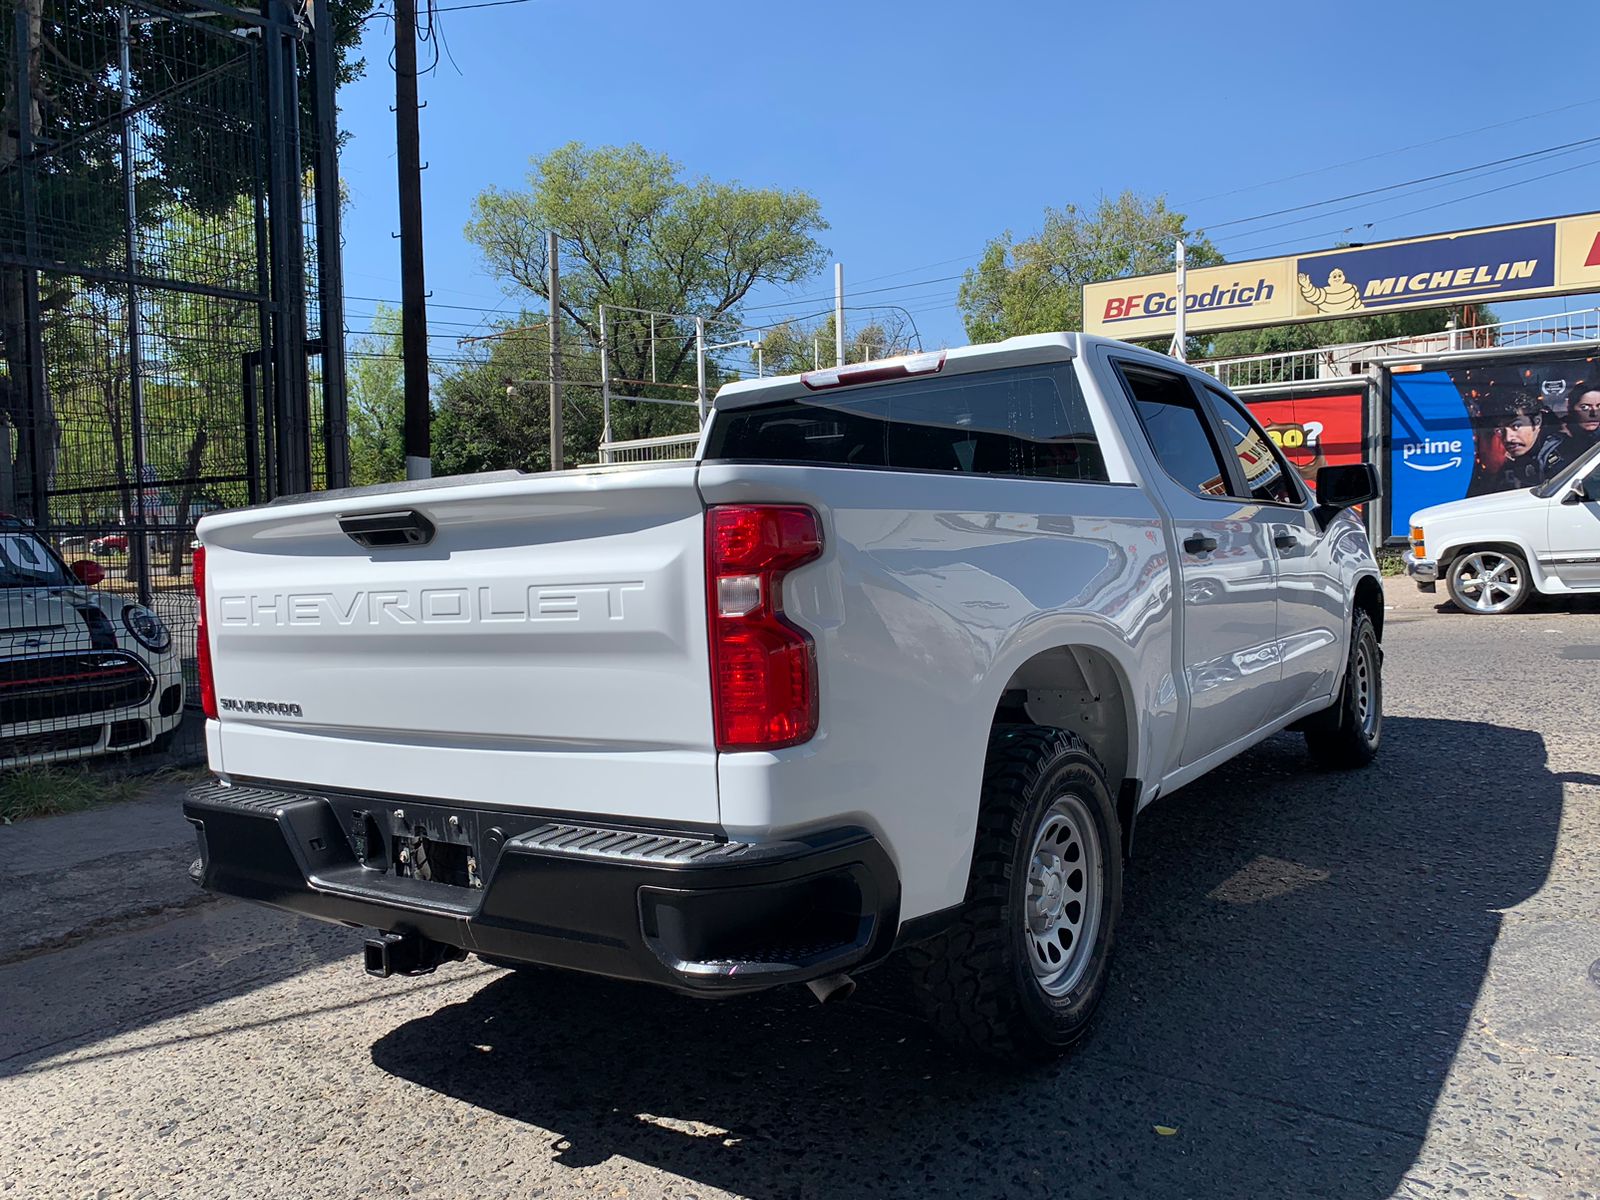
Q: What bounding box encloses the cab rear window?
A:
[704,363,1107,483]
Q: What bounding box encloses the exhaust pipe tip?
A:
[805,972,856,1005]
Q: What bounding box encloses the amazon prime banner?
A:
[1387,350,1600,537]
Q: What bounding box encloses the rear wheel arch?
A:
[984,641,1141,853]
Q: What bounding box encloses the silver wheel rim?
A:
[1353,634,1378,739]
[1453,552,1523,614]
[1024,793,1103,997]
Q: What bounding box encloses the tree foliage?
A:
[465,142,828,393]
[431,316,604,476]
[958,193,1223,343]
[346,305,406,486]
[959,190,1484,360]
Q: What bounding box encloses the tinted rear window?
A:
[704,363,1107,483]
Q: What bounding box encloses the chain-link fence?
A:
[0,0,345,771]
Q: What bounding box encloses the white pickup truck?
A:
[185,333,1384,1061]
[1407,440,1600,614]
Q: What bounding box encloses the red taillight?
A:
[193,544,217,720]
[706,505,822,751]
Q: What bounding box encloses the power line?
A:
[1219,153,1600,259]
[1182,93,1600,209]
[1195,134,1600,237]
[343,131,1600,352]
[733,123,1600,320]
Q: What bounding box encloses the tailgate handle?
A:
[338,509,436,549]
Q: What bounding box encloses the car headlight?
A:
[121,604,172,652]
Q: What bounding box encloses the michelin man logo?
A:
[1297,267,1365,314]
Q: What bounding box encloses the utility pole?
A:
[310,0,350,489]
[1168,238,1187,362]
[834,262,845,367]
[547,231,563,471]
[395,0,430,479]
[118,5,150,603]
[695,316,708,423]
[598,304,612,459]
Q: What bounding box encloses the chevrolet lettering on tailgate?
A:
[216,581,647,627]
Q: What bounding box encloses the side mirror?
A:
[1315,463,1380,511]
[1567,476,1597,504]
[70,559,106,587]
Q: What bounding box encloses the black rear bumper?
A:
[184,781,900,994]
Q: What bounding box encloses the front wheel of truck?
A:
[1303,609,1383,769]
[906,725,1122,1063]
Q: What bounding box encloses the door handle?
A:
[1183,534,1218,555]
[1273,532,1297,551]
[338,509,436,549]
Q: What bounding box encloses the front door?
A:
[1547,451,1600,588]
[1198,384,1348,714]
[1111,361,1281,766]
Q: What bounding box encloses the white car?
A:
[1407,441,1600,614]
[1,519,185,764]
[185,334,1383,1062]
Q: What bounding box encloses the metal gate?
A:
[0,0,347,770]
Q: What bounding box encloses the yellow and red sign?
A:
[1084,212,1600,340]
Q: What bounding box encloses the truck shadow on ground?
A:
[370,716,1561,1200]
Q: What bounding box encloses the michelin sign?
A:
[1083,212,1600,339]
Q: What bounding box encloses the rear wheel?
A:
[905,725,1122,1063]
[1447,548,1531,615]
[1304,610,1382,768]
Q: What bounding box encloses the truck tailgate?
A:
[199,467,718,825]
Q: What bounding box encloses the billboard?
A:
[1387,350,1600,538]
[1083,212,1600,340]
[1240,388,1367,495]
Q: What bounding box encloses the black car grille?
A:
[0,725,102,759]
[0,652,156,725]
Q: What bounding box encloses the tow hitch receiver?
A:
[363,930,464,978]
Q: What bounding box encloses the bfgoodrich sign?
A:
[1083,212,1600,340]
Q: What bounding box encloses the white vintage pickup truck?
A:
[185,333,1384,1061]
[1407,440,1600,614]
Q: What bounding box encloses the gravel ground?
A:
[2,580,1599,1200]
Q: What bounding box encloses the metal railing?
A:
[598,432,702,464]
[1197,306,1600,389]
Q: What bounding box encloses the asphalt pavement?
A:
[3,580,1598,1200]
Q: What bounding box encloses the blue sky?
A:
[335,0,1600,356]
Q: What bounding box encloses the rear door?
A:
[1111,361,1281,766]
[201,467,720,825]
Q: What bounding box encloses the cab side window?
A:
[1116,364,1232,498]
[1201,386,1303,506]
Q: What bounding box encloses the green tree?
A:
[464,142,828,439]
[958,192,1224,343]
[346,304,405,485]
[431,314,605,476]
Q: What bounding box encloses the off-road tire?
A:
[904,725,1122,1063]
[1304,610,1382,768]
